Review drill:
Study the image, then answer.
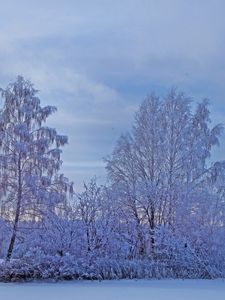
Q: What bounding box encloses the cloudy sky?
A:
[0,0,225,190]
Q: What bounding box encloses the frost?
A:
[0,81,225,281]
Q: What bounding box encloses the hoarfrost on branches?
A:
[0,82,225,281]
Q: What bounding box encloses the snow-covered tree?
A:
[0,76,73,261]
[106,89,223,259]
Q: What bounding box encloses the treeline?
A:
[0,76,225,281]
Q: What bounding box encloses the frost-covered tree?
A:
[76,178,107,256]
[0,76,73,261]
[106,89,223,258]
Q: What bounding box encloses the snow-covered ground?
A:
[0,279,225,300]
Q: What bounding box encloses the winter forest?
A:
[0,76,225,281]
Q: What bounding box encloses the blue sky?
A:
[0,0,225,190]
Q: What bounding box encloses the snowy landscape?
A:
[1,1,225,299]
[1,76,225,281]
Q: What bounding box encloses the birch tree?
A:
[106,89,223,258]
[0,76,73,261]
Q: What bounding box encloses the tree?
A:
[0,76,73,261]
[77,178,104,255]
[106,89,223,258]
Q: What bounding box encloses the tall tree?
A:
[0,76,73,261]
[106,89,223,258]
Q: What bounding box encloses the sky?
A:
[0,0,225,191]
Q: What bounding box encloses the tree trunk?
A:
[6,161,22,261]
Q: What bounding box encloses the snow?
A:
[0,280,225,300]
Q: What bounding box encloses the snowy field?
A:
[0,280,225,300]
